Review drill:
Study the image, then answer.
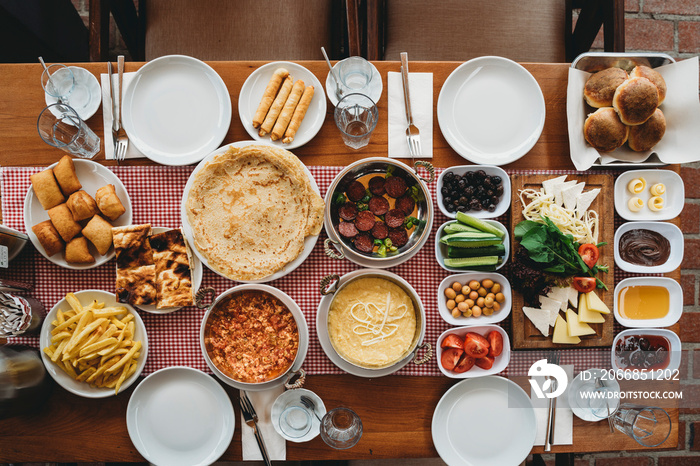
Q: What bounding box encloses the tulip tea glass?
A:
[337,56,373,96]
[612,404,671,447]
[41,64,91,111]
[334,93,378,150]
[37,104,100,159]
[278,405,313,439]
[320,407,362,449]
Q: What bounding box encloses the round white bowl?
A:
[436,165,511,219]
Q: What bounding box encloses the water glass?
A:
[334,93,379,150]
[568,370,619,421]
[337,56,373,96]
[37,104,100,159]
[320,407,362,449]
[612,404,671,447]
[278,405,312,439]
[41,64,90,111]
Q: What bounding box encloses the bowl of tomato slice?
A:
[436,325,510,378]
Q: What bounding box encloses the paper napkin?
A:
[531,364,574,446]
[387,72,433,158]
[100,72,146,160]
[241,387,286,461]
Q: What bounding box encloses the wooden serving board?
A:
[510,173,615,350]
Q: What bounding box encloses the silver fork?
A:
[239,391,271,466]
[300,395,322,421]
[114,55,129,163]
[544,351,561,452]
[400,52,422,158]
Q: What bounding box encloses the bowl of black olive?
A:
[437,166,511,219]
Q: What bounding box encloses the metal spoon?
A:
[321,47,343,101]
[300,395,322,421]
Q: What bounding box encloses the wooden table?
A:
[0,61,680,462]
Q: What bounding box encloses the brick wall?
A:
[68,1,700,465]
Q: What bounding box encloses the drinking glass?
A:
[334,93,379,150]
[320,407,362,449]
[337,56,373,96]
[37,104,100,159]
[278,405,312,439]
[41,64,91,111]
[568,369,619,421]
[612,404,671,447]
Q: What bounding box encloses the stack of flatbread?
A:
[185,144,324,281]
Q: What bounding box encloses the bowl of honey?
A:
[613,277,683,328]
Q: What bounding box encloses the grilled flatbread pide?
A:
[148,229,194,309]
[112,224,156,306]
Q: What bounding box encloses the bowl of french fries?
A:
[40,290,148,397]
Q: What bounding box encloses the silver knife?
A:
[107,61,120,164]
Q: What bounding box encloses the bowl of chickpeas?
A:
[437,273,512,326]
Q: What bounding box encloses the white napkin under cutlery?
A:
[387,71,433,158]
[100,72,146,160]
[240,387,286,461]
[531,364,574,446]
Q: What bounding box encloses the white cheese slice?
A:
[554,180,577,207]
[566,309,597,337]
[568,286,579,308]
[575,188,600,219]
[523,306,551,337]
[547,287,570,312]
[538,296,562,327]
[562,182,585,210]
[578,293,605,323]
[542,175,568,197]
[553,314,580,344]
[586,291,611,314]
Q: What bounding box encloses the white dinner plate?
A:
[122,55,231,165]
[44,66,102,120]
[614,169,684,221]
[432,376,536,466]
[271,388,326,442]
[134,227,203,314]
[180,141,321,283]
[437,56,545,166]
[126,367,235,466]
[24,159,133,269]
[325,60,383,106]
[238,61,326,150]
[39,290,148,398]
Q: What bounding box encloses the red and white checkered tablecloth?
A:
[1,165,646,377]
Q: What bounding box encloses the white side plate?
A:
[614,170,684,221]
[614,277,683,328]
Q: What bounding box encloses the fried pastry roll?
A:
[82,215,113,255]
[66,190,98,221]
[271,80,305,141]
[259,76,293,136]
[252,67,290,128]
[31,220,64,256]
[95,184,126,221]
[65,236,95,264]
[53,155,82,195]
[47,203,82,242]
[30,169,65,210]
[283,85,315,144]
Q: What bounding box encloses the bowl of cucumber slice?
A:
[434,212,509,273]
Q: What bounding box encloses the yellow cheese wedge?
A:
[553,314,581,344]
[578,293,605,324]
[586,291,610,314]
[566,309,597,337]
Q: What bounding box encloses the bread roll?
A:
[47,203,82,242]
[65,236,95,264]
[628,108,666,152]
[95,184,126,221]
[82,215,113,255]
[630,66,666,104]
[66,190,98,221]
[584,107,629,152]
[584,68,628,108]
[53,155,82,195]
[31,220,64,256]
[612,77,659,125]
[30,169,65,210]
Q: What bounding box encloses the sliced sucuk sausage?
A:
[368,196,390,216]
[396,195,416,216]
[346,181,366,202]
[338,201,358,221]
[368,176,386,196]
[338,221,358,238]
[370,221,389,240]
[354,210,376,231]
[389,228,409,248]
[385,208,405,228]
[354,232,374,253]
[384,176,407,198]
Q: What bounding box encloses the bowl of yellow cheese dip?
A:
[316,269,431,375]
